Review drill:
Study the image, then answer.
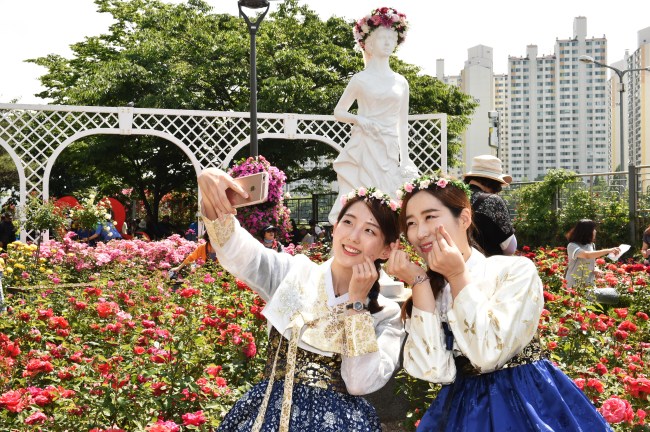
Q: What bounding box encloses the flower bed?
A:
[0,236,268,431]
[1,241,648,430]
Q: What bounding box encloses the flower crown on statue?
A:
[353,7,409,50]
[341,187,400,213]
[397,174,472,200]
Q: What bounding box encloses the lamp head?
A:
[579,55,595,64]
[238,0,269,8]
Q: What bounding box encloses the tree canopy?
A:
[22,0,476,219]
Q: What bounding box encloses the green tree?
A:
[29,0,476,217]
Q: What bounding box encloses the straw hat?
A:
[463,155,512,185]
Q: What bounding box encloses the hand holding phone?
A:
[226,172,270,208]
[198,168,249,219]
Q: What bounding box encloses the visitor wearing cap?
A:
[463,155,517,256]
[260,225,284,252]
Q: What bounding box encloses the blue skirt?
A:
[417,359,612,432]
[217,379,381,432]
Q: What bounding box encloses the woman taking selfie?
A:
[198,168,404,432]
[386,174,612,431]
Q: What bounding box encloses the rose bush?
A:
[0,236,268,430]
[2,236,648,431]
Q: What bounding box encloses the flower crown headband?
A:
[353,7,409,51]
[397,174,472,200]
[341,187,400,213]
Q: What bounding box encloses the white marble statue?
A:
[329,7,419,224]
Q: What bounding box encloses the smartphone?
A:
[226,172,270,208]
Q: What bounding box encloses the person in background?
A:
[260,225,284,252]
[84,215,123,245]
[300,225,315,246]
[641,224,650,265]
[0,256,6,312]
[0,214,17,251]
[170,232,216,274]
[565,219,621,304]
[309,218,322,239]
[386,174,613,431]
[186,219,199,241]
[463,155,517,256]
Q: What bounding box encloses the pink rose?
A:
[436,178,448,188]
[600,397,634,424]
[358,187,367,197]
[404,183,414,193]
[24,411,48,425]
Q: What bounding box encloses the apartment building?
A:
[509,17,609,181]
[627,26,650,168]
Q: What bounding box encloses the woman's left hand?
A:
[348,256,378,302]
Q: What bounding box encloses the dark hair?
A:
[398,185,475,320]
[464,176,503,193]
[566,219,596,245]
[336,196,400,314]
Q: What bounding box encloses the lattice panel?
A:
[0,103,446,222]
[409,117,446,174]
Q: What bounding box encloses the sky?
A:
[1,0,649,104]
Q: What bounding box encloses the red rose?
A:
[182,410,206,426]
[0,390,29,412]
[243,341,257,358]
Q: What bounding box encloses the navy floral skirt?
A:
[217,379,381,432]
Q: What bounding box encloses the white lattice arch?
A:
[42,128,203,199]
[0,103,447,240]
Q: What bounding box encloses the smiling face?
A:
[332,201,391,269]
[403,191,471,259]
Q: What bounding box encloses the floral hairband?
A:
[397,174,472,200]
[341,187,400,212]
[353,7,409,50]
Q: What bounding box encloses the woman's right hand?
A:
[355,116,380,138]
[197,168,248,220]
[385,243,427,287]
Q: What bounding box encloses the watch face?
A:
[353,301,364,311]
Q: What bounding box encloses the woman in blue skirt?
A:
[386,174,612,431]
[198,168,404,432]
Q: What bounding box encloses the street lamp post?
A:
[238,0,271,157]
[578,55,650,170]
[579,55,650,244]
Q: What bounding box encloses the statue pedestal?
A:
[378,269,410,301]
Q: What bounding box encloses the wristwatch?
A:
[346,301,367,312]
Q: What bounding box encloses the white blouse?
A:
[404,248,544,384]
[203,215,405,395]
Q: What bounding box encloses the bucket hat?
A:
[463,155,512,184]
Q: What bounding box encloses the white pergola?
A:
[0,103,447,240]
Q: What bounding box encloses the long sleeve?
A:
[341,298,405,395]
[203,215,294,302]
[180,244,206,266]
[403,307,456,384]
[447,256,543,373]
